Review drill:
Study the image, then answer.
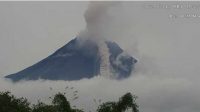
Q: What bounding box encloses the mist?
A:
[1,1,200,112]
[1,74,199,112]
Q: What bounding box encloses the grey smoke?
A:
[79,1,134,78]
[83,2,120,41]
[113,52,134,73]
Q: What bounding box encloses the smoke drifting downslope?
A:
[98,41,112,78]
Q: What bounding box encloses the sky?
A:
[1,1,200,112]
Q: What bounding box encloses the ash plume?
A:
[78,2,123,78]
[81,1,139,79]
[83,1,120,41]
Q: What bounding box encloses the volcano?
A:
[5,37,137,82]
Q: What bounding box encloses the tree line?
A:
[0,91,139,112]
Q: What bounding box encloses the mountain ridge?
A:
[5,37,137,82]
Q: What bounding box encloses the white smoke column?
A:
[98,40,112,78]
[83,2,121,78]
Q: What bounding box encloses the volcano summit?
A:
[5,37,137,82]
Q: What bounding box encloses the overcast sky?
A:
[0,1,200,112]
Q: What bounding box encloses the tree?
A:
[97,92,139,112]
[52,92,71,112]
[52,92,83,112]
[97,102,117,112]
[0,91,139,112]
[0,91,31,112]
[32,101,56,112]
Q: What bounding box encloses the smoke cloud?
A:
[78,1,134,78]
[83,2,120,40]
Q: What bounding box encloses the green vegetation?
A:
[0,91,31,112]
[0,91,139,112]
[97,93,139,112]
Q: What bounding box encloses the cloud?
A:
[0,74,199,112]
